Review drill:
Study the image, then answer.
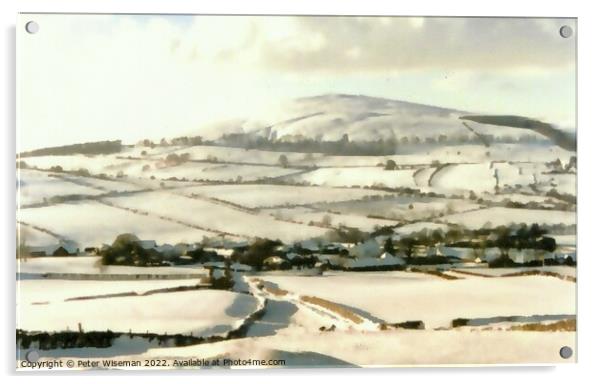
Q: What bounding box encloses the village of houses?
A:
[21,227,576,274]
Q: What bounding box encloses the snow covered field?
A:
[105,191,329,243]
[148,162,297,182]
[479,192,562,206]
[17,278,204,304]
[148,145,315,167]
[177,184,392,209]
[451,266,577,278]
[494,162,542,189]
[21,154,298,182]
[21,155,139,176]
[17,256,208,278]
[17,169,146,207]
[16,267,577,368]
[550,234,577,246]
[143,143,568,170]
[262,272,575,328]
[17,170,105,206]
[264,207,398,231]
[303,144,572,168]
[292,167,417,189]
[394,222,450,236]
[18,200,215,247]
[430,163,496,193]
[19,289,260,338]
[54,173,143,193]
[17,222,58,247]
[542,173,576,195]
[439,207,576,228]
[316,196,481,222]
[131,328,575,367]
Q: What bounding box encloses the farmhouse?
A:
[440,246,474,260]
[297,239,320,253]
[316,254,345,267]
[135,240,157,250]
[508,248,543,264]
[199,237,249,250]
[285,252,301,261]
[322,243,348,254]
[204,247,234,258]
[344,252,405,271]
[154,243,193,258]
[52,246,75,256]
[553,246,576,263]
[26,244,55,256]
[203,261,253,272]
[349,239,381,258]
[263,256,290,270]
[26,241,80,257]
[483,248,502,262]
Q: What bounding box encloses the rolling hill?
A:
[192,94,570,153]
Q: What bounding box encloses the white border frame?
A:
[3,1,601,383]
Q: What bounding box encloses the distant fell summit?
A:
[194,94,568,151]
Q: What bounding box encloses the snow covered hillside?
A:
[194,94,568,147]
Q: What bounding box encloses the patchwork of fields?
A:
[16,138,576,368]
[16,142,576,249]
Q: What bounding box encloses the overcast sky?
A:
[18,14,576,151]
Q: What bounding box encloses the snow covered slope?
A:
[196,94,563,146]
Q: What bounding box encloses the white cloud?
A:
[255,17,576,73]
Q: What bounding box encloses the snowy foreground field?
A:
[17,258,576,368]
[18,256,209,277]
[132,328,575,367]
[19,288,259,338]
[262,272,575,328]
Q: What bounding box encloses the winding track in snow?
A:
[245,277,381,332]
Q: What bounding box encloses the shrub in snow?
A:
[231,238,282,271]
[384,159,398,170]
[209,264,234,290]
